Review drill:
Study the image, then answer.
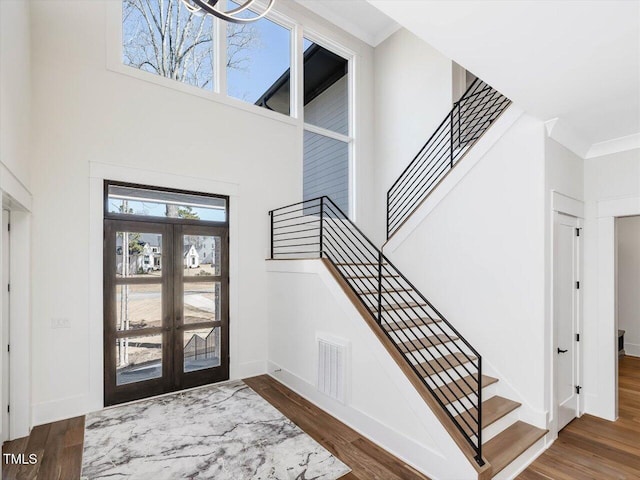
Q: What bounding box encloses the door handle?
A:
[557,348,568,354]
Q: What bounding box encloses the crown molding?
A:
[585,133,640,159]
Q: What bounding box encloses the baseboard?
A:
[30,360,267,428]
[32,394,90,427]
[623,343,640,357]
[266,360,440,479]
[232,359,267,379]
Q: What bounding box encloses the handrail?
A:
[269,196,485,465]
[386,78,511,238]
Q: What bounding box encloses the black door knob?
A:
[557,348,568,354]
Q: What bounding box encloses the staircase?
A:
[386,78,512,239]
[269,196,547,478]
[268,79,546,478]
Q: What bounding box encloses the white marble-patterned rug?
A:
[81,380,351,480]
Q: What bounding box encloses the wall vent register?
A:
[317,336,348,404]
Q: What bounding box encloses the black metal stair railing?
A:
[386,78,511,238]
[269,196,485,465]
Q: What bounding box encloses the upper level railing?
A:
[386,78,511,238]
[269,196,484,465]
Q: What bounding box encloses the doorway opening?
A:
[616,215,640,414]
[103,181,229,406]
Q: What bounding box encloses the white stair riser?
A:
[387,328,457,345]
[391,341,471,361]
[384,325,446,340]
[481,409,519,443]
[443,383,497,413]
[491,437,547,480]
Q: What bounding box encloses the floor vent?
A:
[317,336,348,404]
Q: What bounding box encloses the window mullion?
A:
[292,24,303,120]
[216,17,227,95]
[303,123,352,144]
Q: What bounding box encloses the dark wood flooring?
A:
[2,375,427,480]
[244,375,429,480]
[5,357,639,480]
[2,416,84,480]
[518,355,640,479]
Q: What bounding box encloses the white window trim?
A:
[303,123,351,144]
[105,1,357,218]
[300,29,356,220]
[105,0,298,127]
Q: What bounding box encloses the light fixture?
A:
[181,0,275,24]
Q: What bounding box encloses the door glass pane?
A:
[183,327,221,373]
[116,335,162,385]
[116,284,162,331]
[116,232,163,278]
[108,184,227,222]
[303,39,348,135]
[183,235,221,277]
[184,282,220,324]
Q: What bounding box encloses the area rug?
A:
[81,380,351,480]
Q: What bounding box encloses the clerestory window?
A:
[122,0,292,115]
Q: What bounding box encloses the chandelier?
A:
[181,0,275,24]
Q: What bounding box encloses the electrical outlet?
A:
[51,318,71,329]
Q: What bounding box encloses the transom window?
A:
[106,182,228,223]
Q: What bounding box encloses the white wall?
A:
[544,137,584,435]
[0,0,33,441]
[0,0,31,190]
[266,260,476,480]
[28,0,374,424]
[385,114,549,420]
[546,139,584,201]
[617,216,640,357]
[583,147,640,419]
[372,28,452,243]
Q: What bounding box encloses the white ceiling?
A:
[294,0,399,47]
[364,0,640,156]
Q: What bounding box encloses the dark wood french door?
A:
[104,219,229,406]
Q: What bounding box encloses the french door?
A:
[104,219,229,406]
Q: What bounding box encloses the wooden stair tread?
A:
[382,301,426,311]
[433,374,498,406]
[454,396,521,436]
[382,318,442,331]
[417,352,476,376]
[336,262,387,266]
[399,334,456,353]
[357,287,413,295]
[483,421,548,476]
[345,273,400,279]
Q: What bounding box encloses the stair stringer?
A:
[266,258,489,480]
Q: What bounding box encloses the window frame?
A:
[107,0,298,126]
[300,30,356,220]
[106,1,356,219]
[104,180,230,228]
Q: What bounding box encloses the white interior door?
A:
[554,212,580,431]
[2,209,9,441]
